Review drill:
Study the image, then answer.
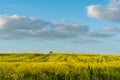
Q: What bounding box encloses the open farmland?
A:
[0,53,120,80]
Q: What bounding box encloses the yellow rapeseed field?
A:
[0,53,120,80]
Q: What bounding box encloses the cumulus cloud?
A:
[67,39,99,44]
[106,26,120,32]
[109,0,120,7]
[0,15,115,40]
[0,15,89,39]
[86,0,120,22]
[85,30,115,37]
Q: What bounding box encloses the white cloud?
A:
[106,26,120,32]
[86,0,120,22]
[85,30,115,37]
[0,15,115,40]
[67,38,99,44]
[0,15,89,39]
[108,0,120,7]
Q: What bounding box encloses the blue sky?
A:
[0,0,120,54]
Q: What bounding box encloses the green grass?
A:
[0,53,120,80]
